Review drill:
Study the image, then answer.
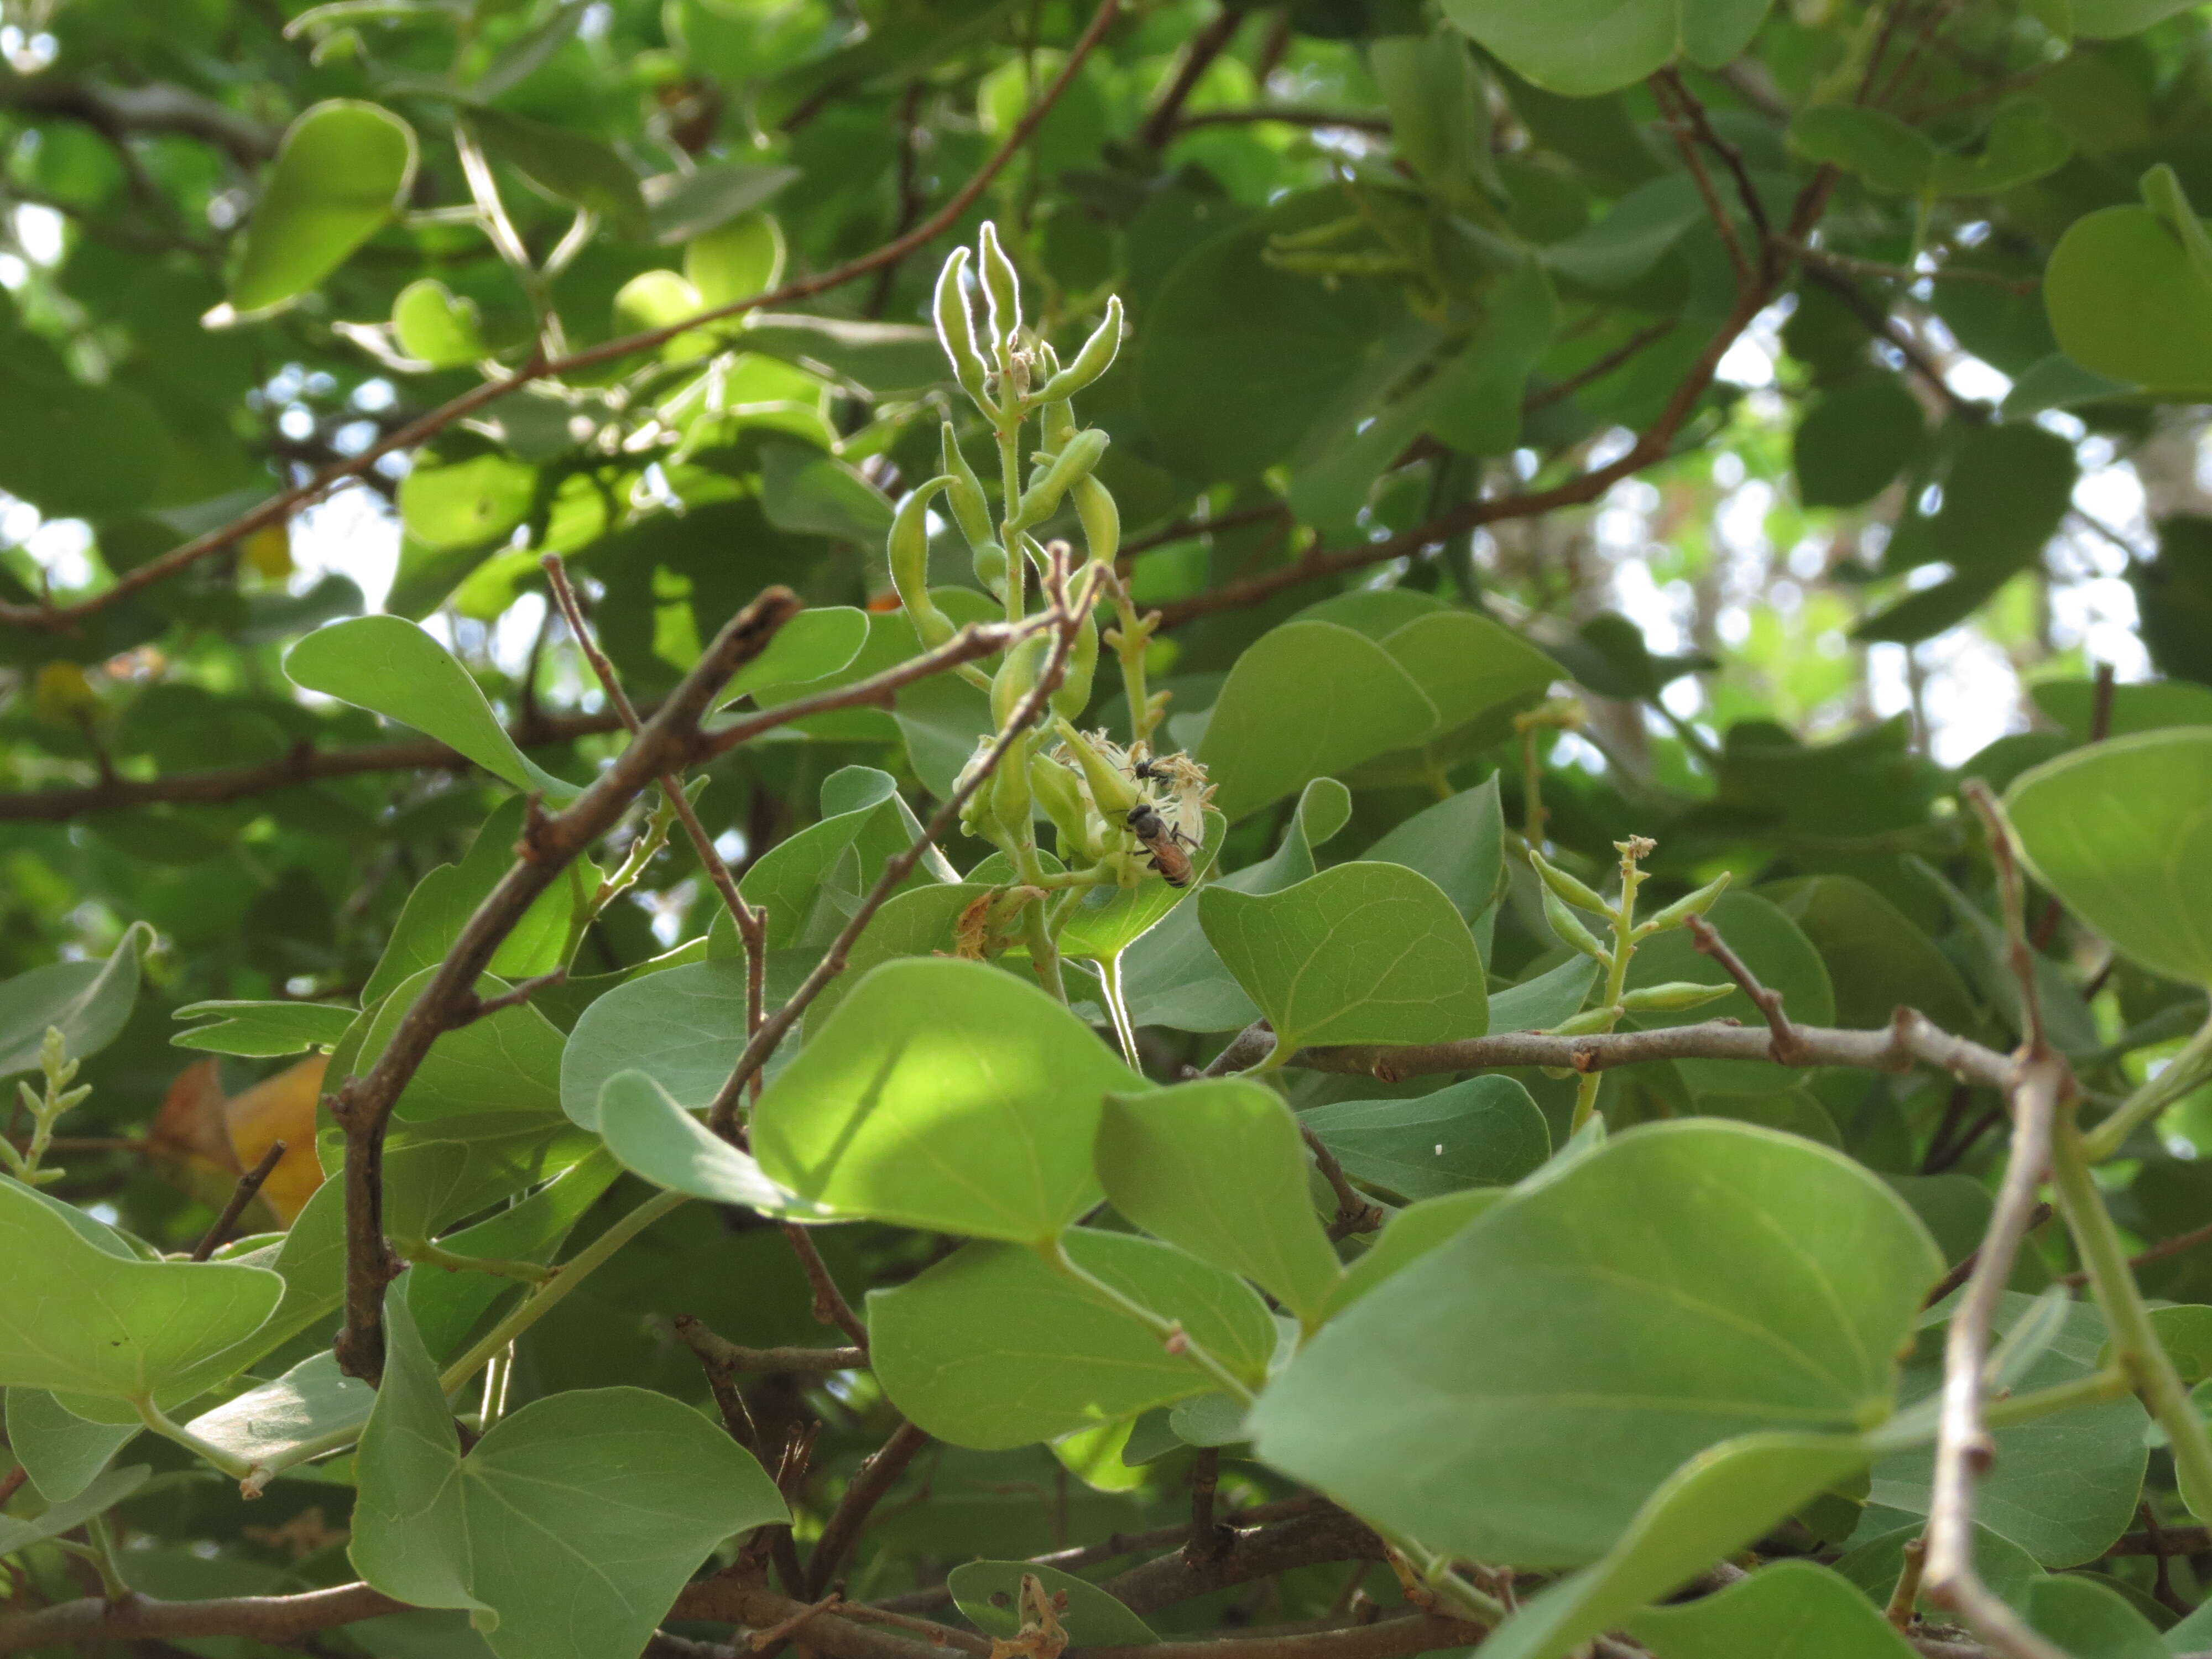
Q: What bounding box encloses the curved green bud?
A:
[971,539,1009,597]
[977,221,1021,354]
[1630,870,1734,941]
[989,729,1034,830]
[1541,881,1610,964]
[1035,295,1123,404]
[933,248,992,409]
[1618,980,1735,1015]
[1052,718,1141,817]
[1051,601,1099,721]
[1547,1004,1623,1037]
[1030,753,1097,862]
[1014,427,1110,529]
[993,632,1052,729]
[1071,474,1119,567]
[889,477,957,650]
[940,423,994,546]
[1038,393,1077,452]
[1529,848,1613,917]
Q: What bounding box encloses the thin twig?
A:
[1781,238,2037,295]
[1651,71,1751,288]
[808,1422,932,1595]
[1142,6,1245,149]
[2138,1502,2193,1615]
[1172,106,1391,134]
[2058,1213,2212,1287]
[1,0,1126,634]
[451,969,567,1028]
[669,1317,868,1375]
[785,1225,871,1350]
[190,1140,286,1262]
[1687,914,1812,1065]
[1521,321,1678,415]
[1921,1203,2051,1309]
[1965,781,2046,1056]
[1885,1536,1928,1629]
[1186,1448,1227,1565]
[1304,1127,1384,1241]
[671,1314,763,1450]
[1655,68,1770,264]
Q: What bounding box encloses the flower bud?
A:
[993,632,1052,729]
[940,422,994,547]
[1618,980,1735,1014]
[888,477,956,650]
[1030,752,1098,862]
[977,221,1021,357]
[1053,719,1142,817]
[1070,475,1119,567]
[1542,881,1610,964]
[1631,871,1734,941]
[1547,1004,1622,1036]
[1529,848,1613,917]
[1051,601,1099,721]
[1013,427,1110,529]
[933,248,992,410]
[1034,295,1123,403]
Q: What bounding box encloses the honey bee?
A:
[1125,801,1196,888]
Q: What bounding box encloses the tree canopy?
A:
[5,3,2212,1659]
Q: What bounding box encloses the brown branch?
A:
[328,588,801,1385]
[1651,72,1751,288]
[1921,1202,2052,1309]
[189,1139,286,1261]
[865,81,929,318]
[1304,1126,1383,1241]
[1186,1448,1227,1565]
[1658,70,1771,252]
[1781,238,2037,295]
[807,1422,931,1595]
[1801,264,1981,420]
[0,0,1124,635]
[786,1226,872,1350]
[671,1318,868,1376]
[1965,781,2046,1056]
[2105,1521,2212,1556]
[1142,6,1246,150]
[1686,914,1812,1065]
[0,70,278,168]
[2137,1501,2194,1616]
[703,568,1101,1134]
[672,1314,764,1450]
[1100,1509,1387,1615]
[2058,1213,2212,1287]
[1117,502,1291,567]
[1291,1006,2015,1091]
[0,1584,405,1655]
[451,969,566,1028]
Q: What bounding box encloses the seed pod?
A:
[1013,427,1110,529]
[940,422,994,547]
[971,539,1009,597]
[1542,881,1610,964]
[1038,393,1077,452]
[1053,719,1142,817]
[1030,752,1098,862]
[933,248,992,410]
[1034,296,1124,404]
[1528,848,1614,917]
[1618,980,1736,1014]
[1051,601,1099,721]
[1071,474,1119,567]
[993,631,1052,729]
[1631,870,1734,941]
[888,477,957,650]
[977,221,1021,355]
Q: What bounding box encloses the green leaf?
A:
[1421,260,1558,456]
[752,958,1142,1242]
[2071,0,2201,36]
[351,1293,786,1659]
[285,617,580,799]
[2030,676,2212,739]
[1625,1559,1918,1658]
[1250,1121,1939,1566]
[685,212,785,309]
[1928,102,2072,195]
[1057,809,1228,964]
[1301,1076,1551,1202]
[759,442,894,541]
[1096,1079,1343,1325]
[2006,729,2212,988]
[466,107,650,242]
[392,280,487,368]
[2046,205,2212,393]
[868,1230,1276,1448]
[171,999,354,1056]
[0,1463,152,1556]
[804,883,994,1029]
[560,961,750,1130]
[399,453,539,554]
[1490,957,1603,1032]
[0,1178,281,1401]
[363,967,566,1127]
[737,767,944,951]
[1833,1520,2044,1616]
[1759,875,1978,1035]
[1441,0,1772,95]
[5,1388,140,1503]
[1477,1434,1872,1659]
[0,921,151,1078]
[2148,1305,2212,1384]
[1794,378,1926,508]
[1200,863,1488,1055]
[1622,891,1833,1097]
[644,164,800,244]
[597,1070,831,1217]
[1870,1296,2147,1566]
[229,101,417,313]
[740,313,945,393]
[0,369,173,519]
[716,606,869,708]
[2022,1575,2167,1659]
[950,1562,1158,1646]
[1358,778,1506,924]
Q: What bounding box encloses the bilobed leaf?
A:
[950,1562,1157,1646]
[5,1388,140,1502]
[751,958,1142,1241]
[1440,0,1772,95]
[1759,875,1978,1035]
[1475,1435,1873,1659]
[1250,1121,1939,1567]
[2046,205,2212,393]
[1200,863,1488,1054]
[0,922,152,1078]
[1096,1079,1343,1325]
[172,999,354,1056]
[1624,1558,1917,1658]
[597,1071,831,1217]
[351,1294,786,1659]
[0,1463,152,1556]
[867,1230,1276,1448]
[285,617,579,799]
[2006,728,2212,988]
[0,1178,282,1402]
[229,101,417,313]
[1301,1076,1550,1202]
[2022,1575,2167,1659]
[560,961,750,1130]
[392,280,487,368]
